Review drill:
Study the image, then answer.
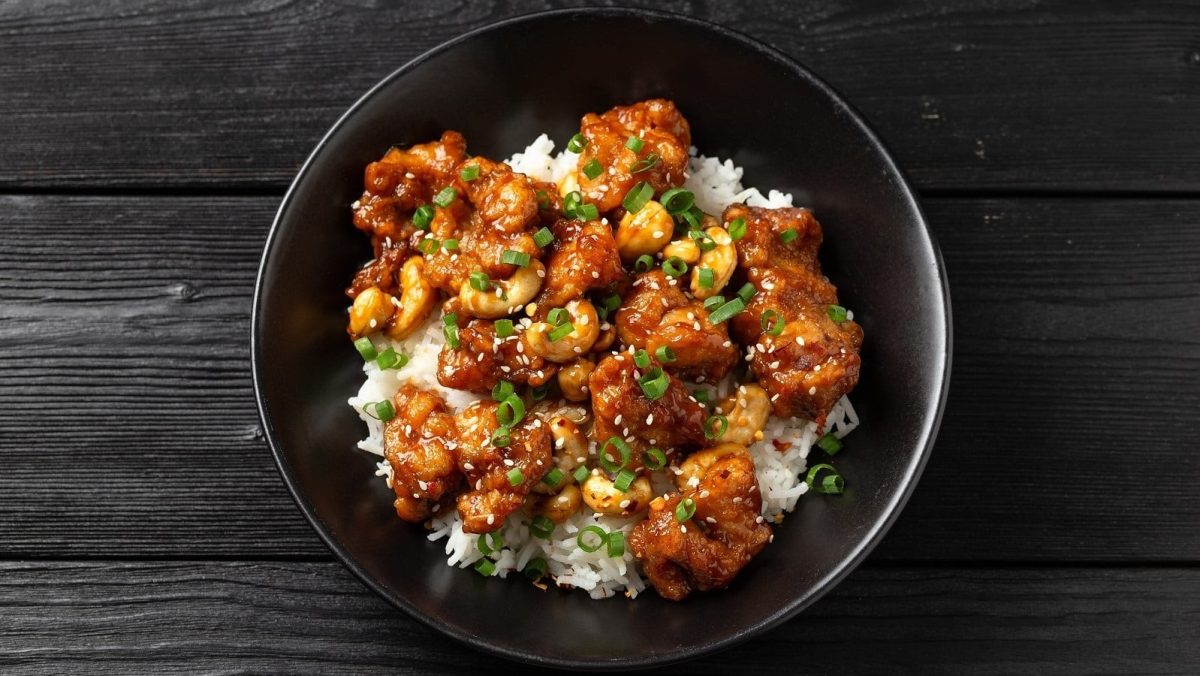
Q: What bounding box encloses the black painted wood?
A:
[0,561,1194,674]
[1,1,1198,192]
[0,194,1195,561]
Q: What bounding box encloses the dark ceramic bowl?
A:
[253,7,951,670]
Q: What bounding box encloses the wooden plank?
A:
[0,561,1194,673]
[0,195,1196,560]
[1,1,1198,192]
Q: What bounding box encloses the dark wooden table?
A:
[2,1,1197,673]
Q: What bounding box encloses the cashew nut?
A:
[690,226,736,299]
[523,299,600,362]
[591,322,616,353]
[676,443,749,490]
[718,384,771,446]
[534,416,586,495]
[457,260,545,319]
[661,237,701,265]
[557,359,596,402]
[616,199,673,263]
[533,484,582,523]
[348,286,395,338]
[383,257,436,340]
[557,170,580,198]
[582,472,652,516]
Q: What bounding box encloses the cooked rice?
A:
[349,135,859,599]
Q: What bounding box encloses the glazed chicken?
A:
[725,205,863,426]
[347,99,863,602]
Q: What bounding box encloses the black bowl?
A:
[253,7,951,670]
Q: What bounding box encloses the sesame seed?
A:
[646,413,654,425]
[809,386,817,395]
[463,462,474,470]
[699,490,710,498]
[368,318,377,328]
[680,525,688,533]
[706,516,717,524]
[591,271,599,279]
[814,364,822,372]
[487,515,495,525]
[614,414,623,425]
[619,499,631,508]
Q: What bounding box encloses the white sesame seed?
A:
[646,413,654,425]
[487,514,495,525]
[809,386,817,395]
[463,462,474,470]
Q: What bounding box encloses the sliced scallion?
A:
[548,322,575,342]
[459,165,480,182]
[469,271,491,292]
[530,515,554,539]
[547,307,569,326]
[577,525,607,553]
[727,217,747,241]
[495,319,515,338]
[613,468,637,492]
[443,238,459,251]
[541,467,565,488]
[708,297,745,324]
[606,530,625,557]
[634,254,654,273]
[624,135,644,152]
[506,467,525,486]
[418,237,439,255]
[638,367,669,401]
[630,152,660,174]
[779,228,799,243]
[376,347,408,370]
[354,336,377,361]
[474,558,497,576]
[817,433,844,455]
[412,204,434,229]
[523,557,548,581]
[582,158,603,180]
[704,414,729,440]
[534,227,554,248]
[655,345,676,363]
[674,497,696,522]
[622,181,653,213]
[500,249,531,267]
[659,188,694,214]
[633,349,651,369]
[433,186,457,208]
[497,394,525,428]
[566,133,588,153]
[643,448,667,471]
[737,283,757,301]
[827,304,848,323]
[698,267,715,289]
[760,309,784,336]
[491,428,510,448]
[368,399,395,422]
[599,437,632,473]
[806,463,844,495]
[492,381,515,401]
[573,466,590,485]
[663,256,688,278]
[703,295,725,312]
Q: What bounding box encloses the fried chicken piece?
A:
[532,218,627,317]
[345,245,407,298]
[628,448,771,601]
[437,318,557,394]
[454,401,552,533]
[615,271,738,382]
[576,99,692,213]
[588,352,706,468]
[382,385,463,522]
[353,131,468,255]
[724,205,863,426]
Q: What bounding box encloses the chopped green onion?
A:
[622,181,653,213]
[779,228,799,243]
[817,433,844,455]
[807,463,845,495]
[547,307,569,326]
[523,557,548,581]
[354,336,377,361]
[708,297,745,324]
[443,312,458,326]
[624,135,644,152]
[704,414,729,440]
[459,165,480,182]
[692,389,710,405]
[534,227,554,248]
[376,347,408,370]
[548,322,575,342]
[631,152,660,174]
[433,186,457,208]
[531,384,550,401]
[418,237,439,254]
[663,256,688,278]
[506,467,525,486]
[680,205,703,231]
[760,309,785,336]
[659,188,694,214]
[828,304,848,323]
[530,515,554,539]
[474,558,497,576]
[633,349,651,369]
[535,189,550,209]
[727,217,747,241]
[737,283,757,301]
[469,271,491,292]
[368,399,395,422]
[690,229,717,252]
[606,530,625,557]
[443,322,460,348]
[495,319,515,338]
[582,158,603,180]
[573,466,590,484]
[655,346,676,363]
[674,497,696,522]
[542,467,565,488]
[492,381,515,401]
[497,394,525,428]
[412,204,434,229]
[577,525,608,553]
[575,203,599,221]
[634,254,654,273]
[638,367,669,401]
[703,295,725,312]
[501,249,531,267]
[698,267,715,289]
[491,428,510,447]
[567,133,588,153]
[599,437,632,473]
[643,448,667,471]
[613,468,637,492]
[601,293,621,313]
[443,238,459,251]
[477,532,503,556]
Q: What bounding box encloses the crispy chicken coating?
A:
[576,99,692,213]
[383,385,463,522]
[454,401,552,533]
[615,270,738,381]
[628,449,771,601]
[437,318,557,394]
[532,218,627,316]
[725,205,863,426]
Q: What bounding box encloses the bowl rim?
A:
[252,6,952,670]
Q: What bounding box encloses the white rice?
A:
[349,135,858,599]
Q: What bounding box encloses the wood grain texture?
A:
[1,0,1198,192]
[0,561,1195,674]
[0,194,1196,561]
